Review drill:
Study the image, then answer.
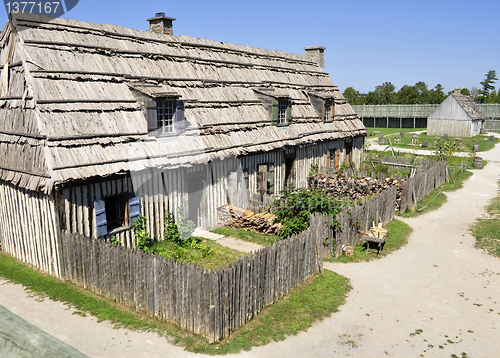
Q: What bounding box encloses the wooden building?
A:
[0,13,365,275]
[427,87,485,137]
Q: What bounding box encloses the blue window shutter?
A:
[147,105,158,131]
[129,192,141,224]
[95,199,107,237]
[176,100,185,133]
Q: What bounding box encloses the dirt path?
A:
[1,138,499,357]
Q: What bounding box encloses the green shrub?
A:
[271,187,352,238]
[131,214,154,252]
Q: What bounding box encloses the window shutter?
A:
[176,100,185,134]
[268,164,275,194]
[129,192,141,224]
[243,169,249,190]
[95,199,107,237]
[335,148,340,173]
[332,102,335,120]
[286,100,292,124]
[272,100,279,125]
[147,105,158,131]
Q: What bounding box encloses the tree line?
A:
[343,70,499,105]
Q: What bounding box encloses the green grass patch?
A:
[152,237,248,269]
[373,131,499,153]
[325,219,412,263]
[179,270,351,354]
[399,168,473,218]
[0,253,351,355]
[367,128,426,137]
[211,227,278,246]
[472,182,500,257]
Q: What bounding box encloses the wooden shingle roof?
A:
[0,13,365,192]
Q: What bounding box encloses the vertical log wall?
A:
[0,181,61,277]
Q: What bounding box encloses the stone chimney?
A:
[304,46,326,68]
[147,13,176,35]
[454,87,461,95]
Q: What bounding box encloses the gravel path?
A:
[0,136,499,357]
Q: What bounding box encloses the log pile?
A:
[308,173,406,210]
[217,204,282,235]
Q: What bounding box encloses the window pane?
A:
[278,100,287,124]
[325,101,332,121]
[157,100,175,133]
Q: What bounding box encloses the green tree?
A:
[460,88,471,96]
[479,70,498,103]
[429,84,446,104]
[365,82,396,105]
[396,84,419,104]
[414,81,430,103]
[343,87,362,105]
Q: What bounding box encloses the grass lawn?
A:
[151,237,248,269]
[471,181,500,257]
[325,219,412,263]
[366,128,427,137]
[211,227,279,246]
[0,252,351,355]
[370,128,499,153]
[398,168,474,218]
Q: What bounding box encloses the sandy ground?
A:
[1,136,499,357]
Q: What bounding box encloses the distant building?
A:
[427,88,486,137]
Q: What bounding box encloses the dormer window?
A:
[272,99,291,126]
[278,100,288,124]
[324,100,334,122]
[146,98,185,135]
[157,100,176,134]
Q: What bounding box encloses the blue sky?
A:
[1,0,498,94]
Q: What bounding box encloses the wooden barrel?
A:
[443,134,448,139]
[379,134,384,140]
[421,140,428,148]
[380,138,386,145]
[474,157,483,168]
[473,144,480,151]
[400,131,405,137]
[490,135,496,141]
[480,128,485,134]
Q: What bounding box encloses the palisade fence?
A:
[398,160,447,213]
[321,160,448,257]
[59,215,324,343]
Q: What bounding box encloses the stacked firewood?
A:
[308,173,406,209]
[217,204,282,235]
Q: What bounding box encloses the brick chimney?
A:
[147,13,176,35]
[304,46,326,68]
[454,87,461,95]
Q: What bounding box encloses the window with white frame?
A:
[157,100,176,134]
[278,100,288,125]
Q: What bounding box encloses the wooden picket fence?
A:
[399,161,447,213]
[58,214,324,343]
[319,186,397,257]
[318,159,448,257]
